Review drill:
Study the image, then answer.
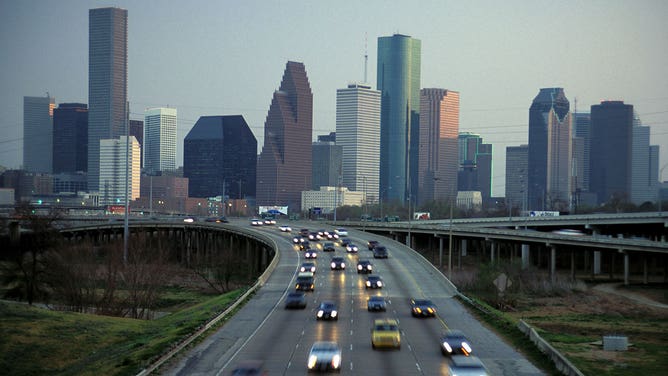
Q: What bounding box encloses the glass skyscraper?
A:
[144,107,177,175]
[377,34,421,205]
[23,95,55,173]
[53,103,88,174]
[88,7,128,192]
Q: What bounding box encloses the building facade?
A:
[301,186,365,214]
[631,117,659,205]
[457,132,492,203]
[184,115,257,199]
[144,107,177,175]
[335,83,381,202]
[23,95,55,173]
[590,101,633,205]
[505,145,529,212]
[312,139,342,190]
[99,135,140,205]
[129,119,143,169]
[527,88,571,211]
[53,103,88,174]
[377,34,421,205]
[256,61,313,213]
[88,7,128,191]
[418,88,459,204]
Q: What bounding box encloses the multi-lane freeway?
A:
[164,222,544,375]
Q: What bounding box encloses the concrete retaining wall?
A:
[517,320,585,376]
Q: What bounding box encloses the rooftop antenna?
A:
[364,33,368,84]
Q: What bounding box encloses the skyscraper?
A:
[144,108,177,175]
[129,119,144,168]
[527,88,571,211]
[335,83,381,202]
[377,34,421,205]
[418,88,459,204]
[53,103,88,174]
[88,7,128,192]
[506,145,529,212]
[99,135,140,205]
[457,132,493,203]
[23,95,55,173]
[184,115,257,199]
[312,138,342,190]
[631,114,659,205]
[256,61,313,212]
[590,101,633,205]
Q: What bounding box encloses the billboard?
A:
[413,212,431,220]
[259,206,289,215]
[529,211,559,217]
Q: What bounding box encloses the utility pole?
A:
[448,197,454,277]
[123,104,130,264]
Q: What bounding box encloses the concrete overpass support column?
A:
[643,257,649,284]
[571,250,576,281]
[550,246,556,283]
[490,241,496,263]
[521,244,530,269]
[461,239,467,256]
[623,252,629,286]
[594,251,601,275]
[438,237,444,269]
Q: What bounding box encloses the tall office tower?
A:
[99,135,140,205]
[144,108,177,175]
[377,34,421,205]
[88,7,128,192]
[23,95,55,173]
[184,115,257,199]
[527,88,572,211]
[418,88,458,204]
[631,117,659,205]
[312,139,342,190]
[129,119,144,168]
[256,61,313,212]
[573,112,591,193]
[457,132,493,202]
[590,101,633,205]
[505,145,529,212]
[53,103,88,174]
[336,83,381,202]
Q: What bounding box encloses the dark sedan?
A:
[322,242,336,252]
[315,301,338,320]
[284,292,307,309]
[440,330,473,356]
[367,240,379,250]
[410,298,437,317]
[367,296,387,311]
[373,246,388,258]
[330,257,345,270]
[365,275,383,289]
[357,259,373,274]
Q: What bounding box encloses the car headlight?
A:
[331,310,337,317]
[331,354,341,369]
[442,342,452,353]
[308,355,317,369]
[311,267,315,272]
[341,263,345,268]
[462,342,472,353]
[331,262,336,268]
[366,281,371,286]
[317,310,324,317]
[415,307,422,313]
[427,307,435,313]
[377,281,383,286]
[300,267,305,272]
[357,265,363,270]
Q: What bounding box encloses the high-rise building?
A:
[335,83,381,202]
[99,136,140,205]
[312,139,342,190]
[506,145,529,212]
[88,7,128,192]
[256,61,313,212]
[184,115,257,199]
[631,115,660,205]
[418,88,459,204]
[53,103,88,174]
[23,95,55,173]
[590,101,633,205]
[129,119,143,168]
[573,112,591,193]
[527,88,572,211]
[144,108,177,175]
[457,132,493,203]
[377,34,421,205]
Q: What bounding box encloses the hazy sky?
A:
[1,0,667,196]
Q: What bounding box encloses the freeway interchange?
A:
[164,222,544,376]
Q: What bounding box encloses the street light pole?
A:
[448,196,453,277]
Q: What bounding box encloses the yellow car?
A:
[371,319,401,349]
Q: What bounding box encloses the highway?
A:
[164,222,544,375]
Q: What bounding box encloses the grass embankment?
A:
[0,287,245,376]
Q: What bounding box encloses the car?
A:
[299,241,311,251]
[230,360,268,376]
[326,232,339,240]
[263,218,276,225]
[300,262,316,273]
[299,228,310,237]
[346,243,359,253]
[373,246,388,258]
[339,238,352,247]
[317,229,327,238]
[357,259,373,274]
[183,216,196,223]
[440,330,473,356]
[284,292,307,309]
[322,242,336,252]
[330,257,345,270]
[410,298,437,317]
[205,216,227,223]
[315,301,338,320]
[279,225,292,232]
[308,232,320,241]
[334,228,348,237]
[295,275,314,291]
[367,240,380,250]
[365,275,383,289]
[293,236,306,244]
[305,248,318,259]
[250,218,263,226]
[371,319,401,349]
[307,341,342,372]
[367,296,387,311]
[446,355,489,376]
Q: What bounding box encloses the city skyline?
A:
[2,1,668,196]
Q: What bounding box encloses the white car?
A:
[334,228,348,237]
[307,341,342,372]
[279,225,292,232]
[250,218,263,226]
